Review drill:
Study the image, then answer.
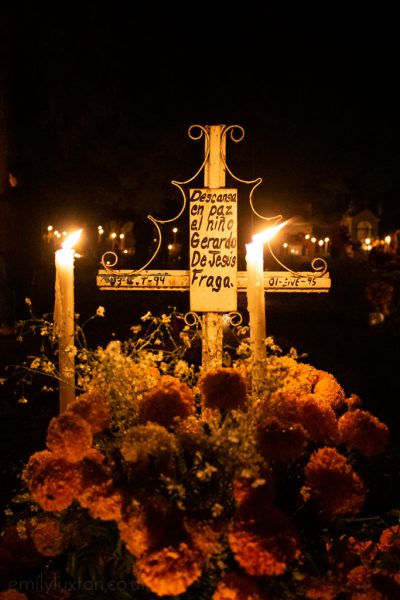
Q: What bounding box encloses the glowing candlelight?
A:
[54,229,82,412]
[246,220,288,388]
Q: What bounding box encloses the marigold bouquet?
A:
[0,309,399,599]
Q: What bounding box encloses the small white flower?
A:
[174,360,192,380]
[196,462,218,480]
[65,345,78,357]
[96,306,105,317]
[179,332,191,348]
[251,478,266,488]
[141,311,152,321]
[211,503,224,517]
[30,358,41,370]
[130,325,142,335]
[42,361,56,373]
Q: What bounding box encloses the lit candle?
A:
[54,229,82,413]
[245,238,266,365]
[246,221,288,393]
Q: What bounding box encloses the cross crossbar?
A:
[97,269,331,293]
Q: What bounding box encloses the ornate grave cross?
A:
[97,124,331,370]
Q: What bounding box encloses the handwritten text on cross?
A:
[189,188,237,312]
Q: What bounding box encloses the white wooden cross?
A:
[97,125,331,370]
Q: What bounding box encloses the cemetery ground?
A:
[1,251,400,523]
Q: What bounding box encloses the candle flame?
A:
[252,220,289,244]
[61,229,82,250]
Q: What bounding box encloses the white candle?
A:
[245,239,267,364]
[54,230,82,413]
[246,221,289,395]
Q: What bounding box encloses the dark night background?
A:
[1,5,399,226]
[0,5,400,513]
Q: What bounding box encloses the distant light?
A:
[311,237,317,243]
[318,239,324,247]
[111,232,117,239]
[47,225,53,232]
[283,242,288,248]
[123,249,128,254]
[97,225,103,230]
[119,233,125,239]
[172,227,178,233]
[305,234,310,240]
[367,244,372,251]
[385,235,391,244]
[365,237,371,245]
[62,231,67,236]
[324,237,330,242]
[168,244,173,250]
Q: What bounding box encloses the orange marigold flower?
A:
[29,460,82,511]
[0,591,29,600]
[305,580,339,599]
[118,508,152,558]
[139,375,195,428]
[134,543,202,596]
[67,391,110,434]
[212,572,264,599]
[345,393,363,409]
[229,505,300,577]
[121,422,178,472]
[294,362,322,387]
[304,447,366,516]
[30,518,64,556]
[378,525,400,552]
[338,409,389,456]
[46,413,93,462]
[22,449,53,487]
[23,450,83,511]
[347,565,373,588]
[78,449,121,520]
[313,371,345,409]
[79,484,122,521]
[351,592,384,600]
[346,565,387,599]
[256,416,308,462]
[346,536,377,564]
[296,394,339,443]
[228,529,289,576]
[199,368,248,412]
